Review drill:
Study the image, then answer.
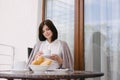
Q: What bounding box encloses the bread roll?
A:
[36,56,44,63]
[31,56,52,66]
[31,60,40,65]
[40,58,52,66]
[31,56,44,65]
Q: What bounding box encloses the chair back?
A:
[0,44,15,70]
[28,47,33,58]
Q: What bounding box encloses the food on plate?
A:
[31,60,39,65]
[36,56,44,63]
[31,56,52,65]
[40,58,52,66]
[31,56,44,65]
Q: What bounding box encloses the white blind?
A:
[45,0,74,58]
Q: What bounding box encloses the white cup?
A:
[13,61,26,70]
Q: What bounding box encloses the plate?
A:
[11,69,29,73]
[54,68,69,72]
[46,69,69,74]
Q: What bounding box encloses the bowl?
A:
[29,65,49,73]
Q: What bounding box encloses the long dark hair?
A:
[38,19,58,42]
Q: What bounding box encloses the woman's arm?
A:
[61,41,74,70]
[50,54,63,65]
[26,41,41,68]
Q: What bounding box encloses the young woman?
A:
[27,19,73,70]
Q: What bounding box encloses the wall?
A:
[0,0,42,62]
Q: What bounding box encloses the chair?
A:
[0,44,15,70]
[28,47,33,58]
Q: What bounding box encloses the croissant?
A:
[40,58,52,66]
[31,56,52,65]
[31,56,44,65]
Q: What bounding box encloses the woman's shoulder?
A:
[35,40,45,46]
[56,40,68,46]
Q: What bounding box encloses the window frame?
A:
[42,0,84,70]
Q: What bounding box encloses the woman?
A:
[27,19,73,70]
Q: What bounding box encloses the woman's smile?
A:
[43,25,53,41]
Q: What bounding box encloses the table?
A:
[0,70,104,80]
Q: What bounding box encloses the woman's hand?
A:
[34,51,43,59]
[50,54,63,65]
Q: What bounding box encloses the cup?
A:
[13,61,26,70]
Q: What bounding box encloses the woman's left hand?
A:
[50,54,63,65]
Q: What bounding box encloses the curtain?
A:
[85,0,120,80]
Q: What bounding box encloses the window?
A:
[42,0,84,70]
[44,0,74,58]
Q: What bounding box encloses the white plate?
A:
[45,69,69,74]
[47,69,69,73]
[54,69,69,72]
[11,69,29,73]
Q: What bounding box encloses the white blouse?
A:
[39,39,62,69]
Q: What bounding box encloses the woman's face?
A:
[42,25,53,41]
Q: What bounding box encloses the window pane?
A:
[45,0,74,58]
[85,0,120,80]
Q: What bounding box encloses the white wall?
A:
[0,0,42,62]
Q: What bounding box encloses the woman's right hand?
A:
[34,51,43,59]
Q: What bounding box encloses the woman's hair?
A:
[38,19,58,42]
